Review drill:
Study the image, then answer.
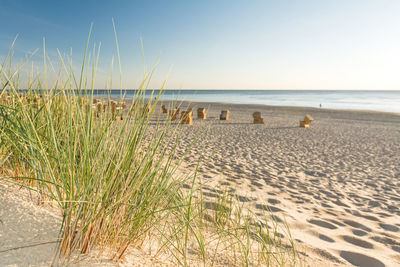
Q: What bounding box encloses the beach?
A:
[2,0,400,265]
[162,101,400,266]
[1,101,400,266]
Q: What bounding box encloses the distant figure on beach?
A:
[319,103,322,108]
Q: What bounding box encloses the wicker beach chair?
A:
[252,112,264,124]
[300,114,313,128]
[220,110,229,120]
[197,108,206,119]
[180,110,193,125]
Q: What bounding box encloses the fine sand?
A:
[161,101,400,266]
[1,101,400,266]
[0,182,174,266]
[0,182,60,266]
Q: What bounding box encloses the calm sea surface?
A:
[93,90,400,113]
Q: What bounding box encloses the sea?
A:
[18,89,399,113]
[90,90,400,113]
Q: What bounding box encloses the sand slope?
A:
[0,182,60,266]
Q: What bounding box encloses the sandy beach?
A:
[1,101,400,266]
[3,0,400,264]
[161,101,400,266]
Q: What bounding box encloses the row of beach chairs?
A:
[0,94,314,127]
[162,105,314,127]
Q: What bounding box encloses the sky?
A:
[1,0,400,90]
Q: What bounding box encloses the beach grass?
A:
[0,30,299,266]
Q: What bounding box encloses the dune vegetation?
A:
[0,27,299,266]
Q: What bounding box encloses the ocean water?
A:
[92,90,400,113]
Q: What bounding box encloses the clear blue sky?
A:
[1,0,400,90]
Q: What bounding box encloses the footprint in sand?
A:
[255,203,282,213]
[321,202,333,208]
[203,191,219,198]
[205,201,229,212]
[349,210,380,222]
[379,223,399,232]
[341,235,374,249]
[267,198,281,205]
[312,248,343,264]
[308,219,337,230]
[367,199,381,208]
[255,213,283,223]
[226,178,239,183]
[327,219,346,227]
[343,219,371,232]
[235,195,252,202]
[332,199,351,208]
[340,251,385,267]
[250,180,263,188]
[371,235,400,247]
[352,229,368,237]
[376,212,391,218]
[319,234,335,243]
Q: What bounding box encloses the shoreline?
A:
[137,96,400,115]
[13,90,400,114]
[172,99,400,115]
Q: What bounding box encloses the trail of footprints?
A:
[167,108,400,266]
